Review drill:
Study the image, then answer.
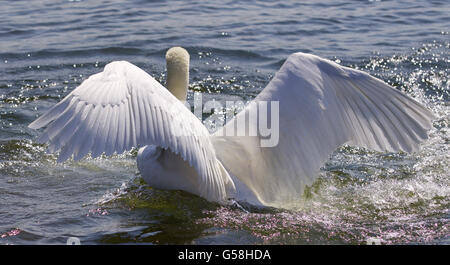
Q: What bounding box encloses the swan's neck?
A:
[166,47,189,101]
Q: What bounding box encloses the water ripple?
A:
[0,0,448,245]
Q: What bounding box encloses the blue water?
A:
[0,0,449,244]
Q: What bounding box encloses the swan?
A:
[29,47,435,209]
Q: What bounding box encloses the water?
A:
[0,0,449,245]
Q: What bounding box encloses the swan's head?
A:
[166,47,190,102]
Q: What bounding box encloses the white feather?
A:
[29,51,435,209]
[212,52,435,208]
[29,60,234,203]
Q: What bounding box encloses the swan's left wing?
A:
[29,61,234,203]
[213,52,435,208]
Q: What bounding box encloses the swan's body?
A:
[137,146,211,197]
[29,47,435,209]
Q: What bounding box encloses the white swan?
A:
[29,47,435,209]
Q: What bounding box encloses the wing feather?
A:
[116,102,126,154]
[91,105,110,158]
[104,105,119,156]
[29,60,234,203]
[213,52,435,208]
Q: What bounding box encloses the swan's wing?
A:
[29,61,234,202]
[212,52,435,208]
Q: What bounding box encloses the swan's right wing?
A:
[29,61,234,203]
[213,52,435,208]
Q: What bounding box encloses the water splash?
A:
[1,229,21,238]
